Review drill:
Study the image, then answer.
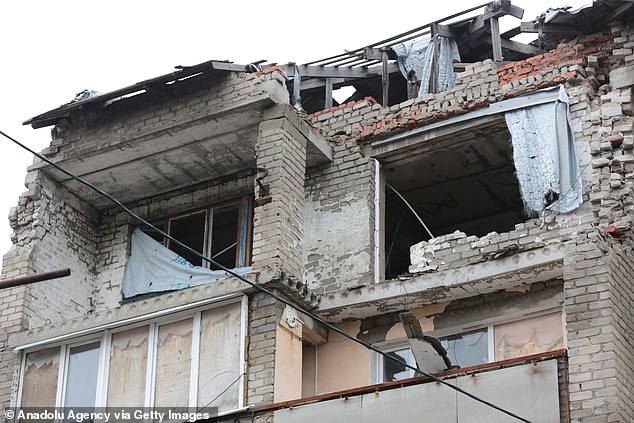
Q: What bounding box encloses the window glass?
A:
[22,347,60,407]
[198,303,242,412]
[210,204,239,269]
[383,347,414,382]
[168,212,206,267]
[154,319,192,407]
[64,342,100,407]
[107,326,149,406]
[441,329,488,368]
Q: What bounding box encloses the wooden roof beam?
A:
[520,21,582,35]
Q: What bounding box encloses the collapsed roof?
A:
[24,0,634,128]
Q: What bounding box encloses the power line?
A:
[0,129,532,423]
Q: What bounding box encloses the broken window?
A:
[440,329,488,368]
[383,121,526,278]
[107,326,149,406]
[197,304,242,412]
[18,299,246,411]
[382,347,416,382]
[143,196,252,269]
[154,318,193,407]
[375,311,564,380]
[21,348,59,407]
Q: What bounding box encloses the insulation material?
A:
[392,36,461,96]
[197,303,242,413]
[505,85,583,214]
[21,348,60,407]
[154,319,192,407]
[122,229,251,298]
[494,312,564,361]
[107,326,149,406]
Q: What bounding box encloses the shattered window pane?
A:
[21,347,60,407]
[198,303,242,412]
[383,347,414,381]
[441,329,488,368]
[108,326,149,406]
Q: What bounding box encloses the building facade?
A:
[1,2,632,422]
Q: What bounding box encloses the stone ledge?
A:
[317,243,566,322]
[10,273,256,349]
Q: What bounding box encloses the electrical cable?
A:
[181,372,246,423]
[0,129,532,423]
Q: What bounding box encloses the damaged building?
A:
[1,1,633,422]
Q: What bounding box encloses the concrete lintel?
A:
[262,104,332,166]
[10,274,255,350]
[317,244,565,322]
[299,311,329,345]
[363,114,505,165]
[29,98,271,175]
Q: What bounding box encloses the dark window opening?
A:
[384,124,526,278]
[168,211,207,267]
[141,197,252,269]
[210,204,240,270]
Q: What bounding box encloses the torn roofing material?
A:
[23,59,257,129]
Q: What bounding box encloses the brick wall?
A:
[303,140,376,293]
[45,72,273,162]
[91,174,253,311]
[0,171,99,411]
[252,118,306,282]
[247,292,284,406]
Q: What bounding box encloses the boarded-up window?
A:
[154,319,192,407]
[198,303,242,412]
[108,326,149,406]
[21,348,60,407]
[494,312,564,361]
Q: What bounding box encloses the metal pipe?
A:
[0,268,71,290]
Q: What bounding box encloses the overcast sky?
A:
[0,0,588,270]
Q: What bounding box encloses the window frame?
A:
[374,326,495,383]
[145,196,253,270]
[17,296,248,412]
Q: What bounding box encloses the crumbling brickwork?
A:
[1,9,633,422]
[253,117,306,282]
[304,141,375,293]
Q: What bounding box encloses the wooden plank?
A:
[382,50,390,106]
[490,16,503,62]
[324,78,333,109]
[500,0,524,19]
[432,24,458,39]
[363,47,397,61]
[501,38,539,55]
[480,36,540,55]
[428,34,440,94]
[284,64,371,79]
[520,21,581,35]
[501,25,522,39]
[607,2,634,21]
